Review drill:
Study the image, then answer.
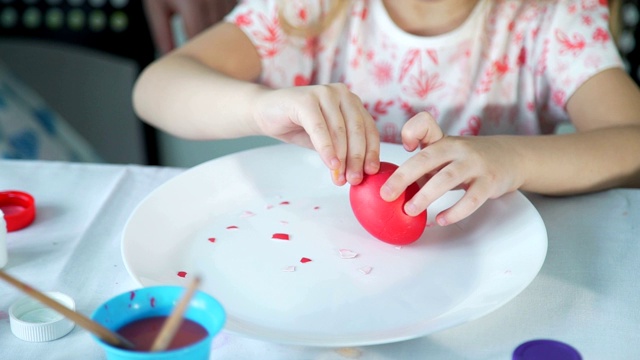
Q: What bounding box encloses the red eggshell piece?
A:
[272,233,290,241]
[349,162,427,245]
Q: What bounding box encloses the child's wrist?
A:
[245,85,272,136]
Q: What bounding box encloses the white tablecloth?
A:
[0,158,638,359]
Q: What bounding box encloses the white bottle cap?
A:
[9,292,76,342]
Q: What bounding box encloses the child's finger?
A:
[340,95,371,185]
[401,111,444,151]
[361,107,381,176]
[296,102,341,176]
[319,100,348,185]
[403,159,470,217]
[435,179,491,226]
[380,140,452,203]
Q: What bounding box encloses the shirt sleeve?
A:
[224,0,315,88]
[539,0,623,115]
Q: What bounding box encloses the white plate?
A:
[122,143,547,347]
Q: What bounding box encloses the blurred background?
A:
[0,0,277,167]
[0,0,638,167]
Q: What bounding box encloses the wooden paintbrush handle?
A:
[150,276,202,352]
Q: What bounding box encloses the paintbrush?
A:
[0,269,135,350]
[150,275,202,352]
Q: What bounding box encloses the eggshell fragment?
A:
[349,162,427,245]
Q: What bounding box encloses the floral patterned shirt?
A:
[226,0,622,143]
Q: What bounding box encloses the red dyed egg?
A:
[349,162,427,245]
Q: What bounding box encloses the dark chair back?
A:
[0,0,159,164]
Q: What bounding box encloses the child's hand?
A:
[252,83,380,186]
[380,112,523,226]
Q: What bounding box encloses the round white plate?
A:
[122,143,547,347]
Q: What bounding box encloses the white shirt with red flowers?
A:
[226,0,622,143]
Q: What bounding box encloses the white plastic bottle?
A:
[1,209,7,268]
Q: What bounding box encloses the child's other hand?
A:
[253,84,380,186]
[380,112,522,226]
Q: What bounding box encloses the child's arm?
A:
[518,68,640,193]
[133,22,380,185]
[382,68,640,226]
[133,23,262,139]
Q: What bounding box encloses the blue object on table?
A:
[513,339,582,360]
[91,285,226,360]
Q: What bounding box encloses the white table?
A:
[0,157,638,359]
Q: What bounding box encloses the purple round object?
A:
[513,339,582,360]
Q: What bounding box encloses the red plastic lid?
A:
[0,191,36,232]
[513,339,582,360]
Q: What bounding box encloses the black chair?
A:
[0,0,160,165]
[616,0,640,85]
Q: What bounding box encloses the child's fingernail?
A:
[437,216,448,226]
[330,158,340,169]
[404,203,418,215]
[332,171,345,184]
[380,185,393,199]
[348,172,363,184]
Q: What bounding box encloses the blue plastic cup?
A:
[90,285,226,360]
